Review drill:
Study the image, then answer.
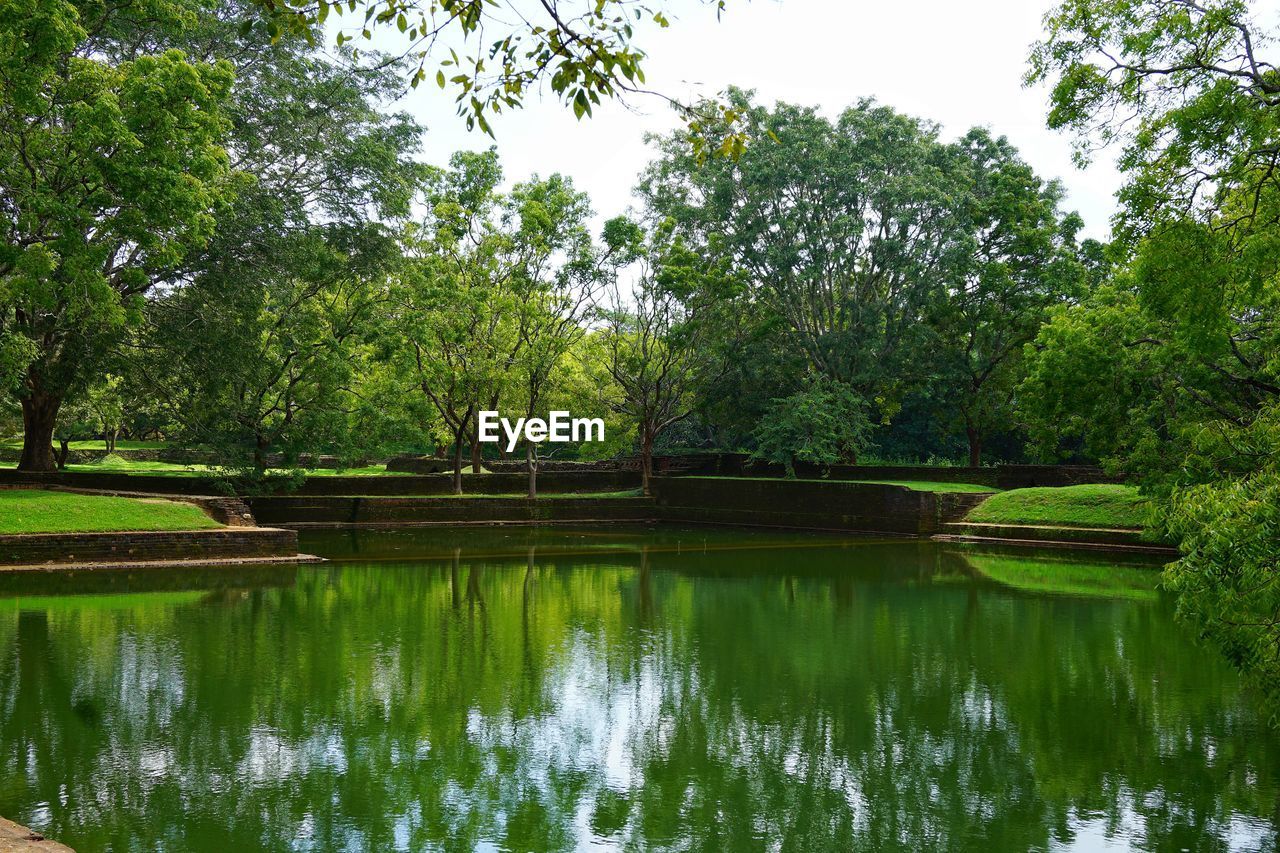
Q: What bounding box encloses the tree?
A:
[639,91,973,430]
[249,0,743,153]
[141,228,397,472]
[0,0,234,471]
[1029,0,1280,709]
[107,0,424,472]
[389,150,523,493]
[504,176,601,497]
[597,219,721,495]
[751,376,871,477]
[1029,0,1280,243]
[925,129,1088,466]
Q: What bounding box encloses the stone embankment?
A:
[0,486,314,570]
[935,521,1177,555]
[0,817,73,853]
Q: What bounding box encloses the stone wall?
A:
[680,454,1122,488]
[247,496,657,526]
[0,469,642,496]
[650,477,989,535]
[291,471,642,495]
[0,527,299,567]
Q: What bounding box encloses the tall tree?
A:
[112,0,424,471]
[141,228,397,471]
[504,175,601,497]
[926,129,1087,466]
[596,218,722,495]
[0,0,234,470]
[640,91,971,429]
[389,150,522,493]
[1029,0,1280,708]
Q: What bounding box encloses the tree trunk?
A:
[451,429,465,495]
[55,439,70,470]
[18,393,61,472]
[966,425,982,467]
[471,418,483,474]
[253,434,269,472]
[640,429,654,497]
[106,429,118,454]
[526,442,537,499]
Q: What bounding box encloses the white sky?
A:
[356,0,1125,241]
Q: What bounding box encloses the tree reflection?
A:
[0,539,1276,852]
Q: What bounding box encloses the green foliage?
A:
[116,6,425,473]
[1028,0,1279,242]
[595,221,724,491]
[144,227,399,471]
[0,0,235,469]
[966,485,1153,530]
[248,0,745,154]
[1163,404,1280,713]
[0,489,220,533]
[642,90,1087,461]
[1028,0,1280,710]
[750,376,871,477]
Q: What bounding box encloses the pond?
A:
[1,525,1277,851]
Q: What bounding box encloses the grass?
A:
[965,484,1151,530]
[850,479,1000,493]
[0,489,222,534]
[0,438,170,450]
[3,459,408,477]
[686,475,996,493]
[421,489,644,499]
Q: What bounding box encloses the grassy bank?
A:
[850,480,999,493]
[0,489,222,534]
[965,484,1150,529]
[3,459,404,477]
[687,475,997,493]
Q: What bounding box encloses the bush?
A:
[751,377,871,477]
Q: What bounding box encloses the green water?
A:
[1,525,1277,852]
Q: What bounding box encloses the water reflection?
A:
[0,528,1276,852]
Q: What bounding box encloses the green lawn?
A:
[686,475,996,493]
[421,490,644,499]
[0,489,222,534]
[850,479,1000,493]
[965,484,1151,529]
[1,438,170,450]
[3,459,406,477]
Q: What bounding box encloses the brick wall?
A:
[247,496,657,526]
[650,477,989,535]
[677,454,1122,488]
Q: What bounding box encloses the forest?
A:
[2,0,1279,709]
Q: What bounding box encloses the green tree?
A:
[926,129,1088,466]
[751,375,871,477]
[596,219,722,494]
[249,0,742,153]
[142,228,397,472]
[389,150,524,493]
[503,176,602,497]
[105,0,425,472]
[640,91,971,433]
[1029,0,1280,709]
[0,0,234,471]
